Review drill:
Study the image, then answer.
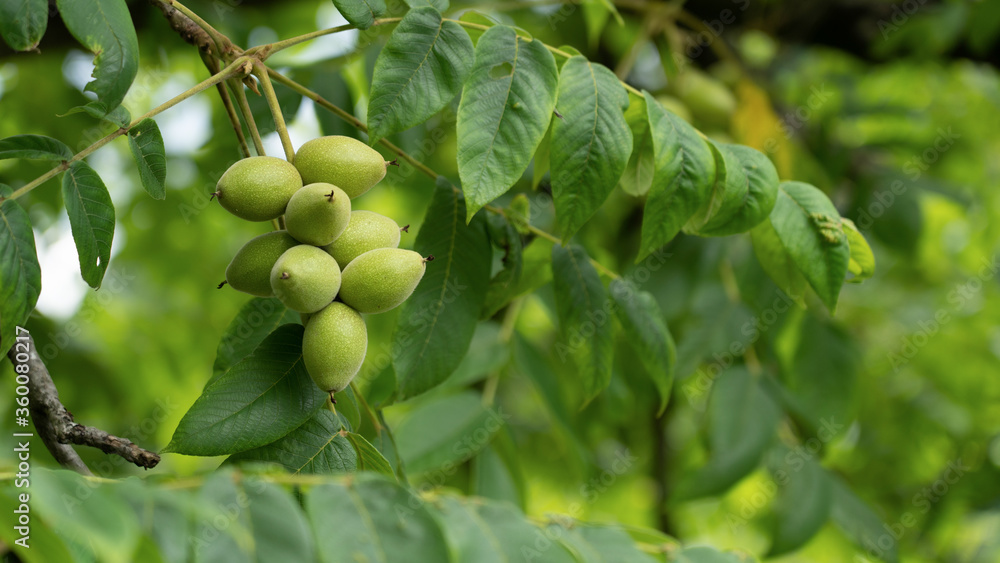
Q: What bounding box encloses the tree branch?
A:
[147,0,216,56]
[7,336,160,471]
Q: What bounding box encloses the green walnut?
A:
[284,183,352,246]
[270,245,342,313]
[338,248,430,314]
[214,156,303,221]
[303,302,368,394]
[324,210,402,267]
[224,231,298,297]
[293,136,388,199]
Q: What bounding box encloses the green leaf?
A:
[638,92,715,260]
[444,322,510,387]
[404,0,448,10]
[690,142,779,237]
[480,215,524,319]
[212,297,300,383]
[0,488,76,563]
[673,367,780,501]
[750,217,807,301]
[0,185,41,356]
[392,178,492,400]
[395,391,505,474]
[56,0,139,114]
[330,0,386,30]
[128,490,189,563]
[344,431,396,477]
[769,181,850,312]
[246,481,316,563]
[368,7,473,143]
[550,56,632,239]
[0,0,48,51]
[618,93,654,197]
[436,496,577,563]
[610,278,675,415]
[306,476,452,563]
[780,313,857,432]
[31,468,140,563]
[457,25,558,218]
[227,409,357,474]
[0,135,73,161]
[165,324,327,456]
[767,446,833,557]
[842,218,875,283]
[830,477,899,563]
[618,523,681,554]
[472,442,523,508]
[532,122,552,189]
[127,119,166,200]
[193,472,252,562]
[62,102,131,126]
[553,522,661,563]
[673,546,750,563]
[336,383,362,431]
[62,160,114,288]
[551,244,614,406]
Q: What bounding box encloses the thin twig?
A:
[202,53,250,158]
[252,60,294,161]
[7,336,160,471]
[4,57,248,201]
[227,77,266,155]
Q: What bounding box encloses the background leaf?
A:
[550,56,632,239]
[367,7,473,143]
[330,0,386,30]
[394,391,505,474]
[639,93,715,260]
[166,324,327,456]
[392,178,492,400]
[457,25,558,217]
[0,0,48,51]
[227,409,357,474]
[769,181,851,312]
[0,135,73,161]
[767,446,833,557]
[127,119,167,200]
[55,0,139,114]
[436,496,578,563]
[245,481,316,563]
[551,244,614,406]
[62,160,115,288]
[673,367,780,501]
[306,476,452,563]
[610,278,676,415]
[831,477,900,563]
[31,468,140,563]
[0,185,41,355]
[777,312,858,432]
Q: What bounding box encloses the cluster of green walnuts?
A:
[214,136,431,398]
